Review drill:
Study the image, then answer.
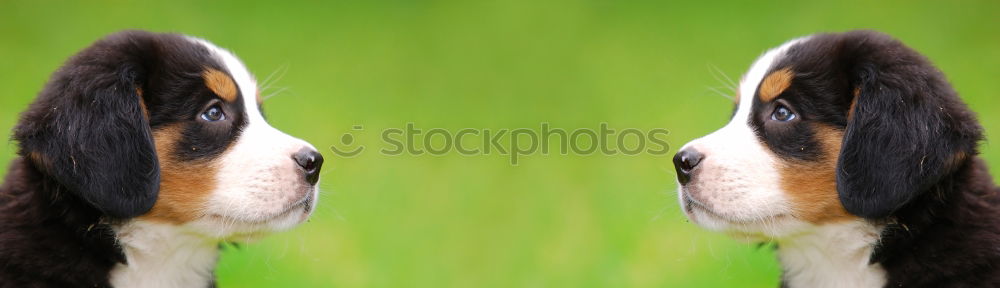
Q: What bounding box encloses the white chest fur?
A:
[777,221,886,288]
[109,221,220,288]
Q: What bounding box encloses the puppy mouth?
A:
[208,187,317,225]
[681,189,788,225]
[283,188,316,215]
[680,188,717,216]
[683,192,729,221]
[266,189,317,221]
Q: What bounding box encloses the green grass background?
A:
[1,1,998,287]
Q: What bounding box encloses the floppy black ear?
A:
[836,31,981,219]
[14,31,161,218]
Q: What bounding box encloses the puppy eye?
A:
[771,105,796,122]
[200,105,226,122]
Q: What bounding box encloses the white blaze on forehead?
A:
[186,37,264,124]
[734,37,808,121]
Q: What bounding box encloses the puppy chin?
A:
[681,190,805,240]
[220,220,302,243]
[260,186,319,233]
[679,187,731,229]
[687,209,778,240]
[185,188,318,242]
[683,200,736,232]
[262,193,318,233]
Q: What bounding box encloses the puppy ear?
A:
[15,31,160,218]
[836,31,981,219]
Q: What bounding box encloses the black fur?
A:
[1,30,238,287]
[872,157,1000,286]
[832,32,982,219]
[0,159,123,287]
[14,31,163,219]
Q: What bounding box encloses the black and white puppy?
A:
[0,30,324,287]
[674,30,1000,287]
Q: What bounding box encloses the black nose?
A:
[672,148,704,185]
[293,148,324,185]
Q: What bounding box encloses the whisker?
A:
[259,63,290,92]
[263,87,291,100]
[708,64,739,92]
[707,86,734,100]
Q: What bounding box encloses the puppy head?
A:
[15,30,324,238]
[673,31,981,238]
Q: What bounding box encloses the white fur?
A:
[677,36,887,287]
[110,37,319,287]
[110,221,219,288]
[778,221,886,288]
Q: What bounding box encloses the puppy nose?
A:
[672,148,704,185]
[293,148,324,185]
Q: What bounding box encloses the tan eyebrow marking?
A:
[758,67,794,102]
[202,68,238,102]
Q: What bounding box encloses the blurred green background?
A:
[1,1,998,287]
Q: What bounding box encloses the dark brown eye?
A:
[200,105,226,122]
[771,105,796,122]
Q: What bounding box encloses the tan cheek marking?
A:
[256,89,263,105]
[139,124,219,224]
[779,124,855,223]
[203,68,238,102]
[758,68,794,102]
